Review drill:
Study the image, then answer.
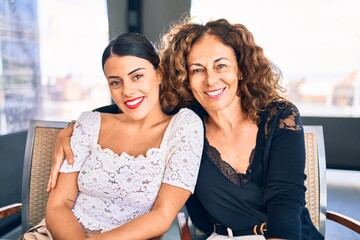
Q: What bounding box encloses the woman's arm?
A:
[47,123,75,192]
[185,193,213,235]
[47,105,119,192]
[264,103,306,239]
[88,183,191,240]
[46,172,86,240]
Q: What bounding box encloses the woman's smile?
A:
[124,97,145,109]
[205,87,226,99]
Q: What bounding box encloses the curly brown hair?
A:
[159,17,287,123]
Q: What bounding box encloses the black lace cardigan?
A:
[185,101,324,240]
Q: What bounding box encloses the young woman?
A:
[25,32,204,240]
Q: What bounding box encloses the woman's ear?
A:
[237,70,243,80]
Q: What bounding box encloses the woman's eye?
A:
[216,64,227,69]
[192,68,203,74]
[109,80,121,87]
[133,74,143,80]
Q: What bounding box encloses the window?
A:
[191,0,360,117]
[0,0,110,134]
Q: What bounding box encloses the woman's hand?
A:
[47,123,75,192]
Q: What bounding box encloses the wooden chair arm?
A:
[0,203,22,219]
[327,210,360,234]
[177,212,192,240]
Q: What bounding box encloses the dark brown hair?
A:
[159,17,286,122]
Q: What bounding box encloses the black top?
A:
[95,102,323,240]
[186,101,323,240]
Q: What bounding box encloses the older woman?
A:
[49,18,323,240]
[159,18,324,240]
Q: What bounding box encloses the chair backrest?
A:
[21,119,68,232]
[303,125,327,236]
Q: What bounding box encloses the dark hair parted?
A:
[102,32,160,71]
[102,32,179,114]
[159,17,287,123]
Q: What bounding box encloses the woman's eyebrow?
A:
[214,57,228,63]
[106,67,146,80]
[188,63,203,68]
[128,67,145,75]
[107,75,120,80]
[188,57,228,67]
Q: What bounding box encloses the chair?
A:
[0,119,166,240]
[0,119,68,238]
[177,125,360,239]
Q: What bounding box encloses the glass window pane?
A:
[39,0,110,121]
[0,0,110,135]
[191,0,360,117]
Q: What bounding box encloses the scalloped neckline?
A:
[93,111,179,160]
[94,143,164,160]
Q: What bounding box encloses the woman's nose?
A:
[206,70,218,86]
[122,82,136,96]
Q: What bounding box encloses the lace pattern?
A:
[205,138,253,186]
[265,101,302,138]
[60,108,203,231]
[207,102,302,187]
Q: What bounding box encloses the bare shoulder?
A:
[98,112,123,129]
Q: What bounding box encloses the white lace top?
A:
[60,108,203,232]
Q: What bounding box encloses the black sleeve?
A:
[264,103,306,239]
[185,193,213,235]
[93,104,122,114]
